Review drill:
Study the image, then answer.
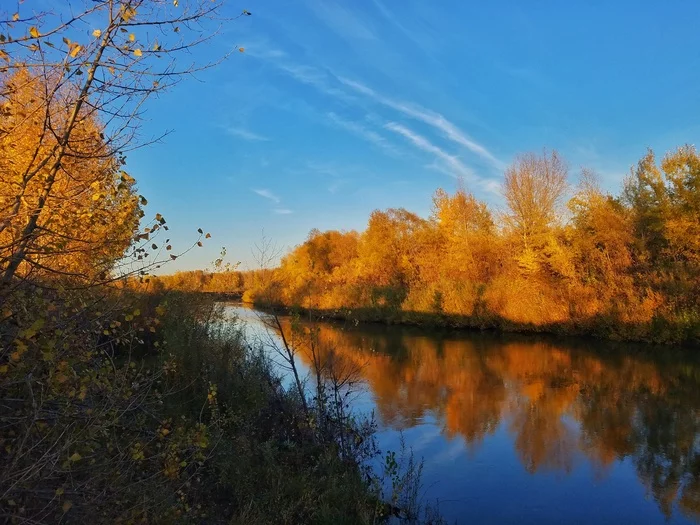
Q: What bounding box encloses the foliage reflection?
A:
[285,319,700,520]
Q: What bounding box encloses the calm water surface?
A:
[230,305,700,524]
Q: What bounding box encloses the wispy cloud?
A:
[340,77,505,170]
[369,0,434,54]
[241,39,352,101]
[261,48,287,59]
[231,35,288,60]
[327,112,401,156]
[253,189,294,215]
[278,63,326,86]
[327,180,346,194]
[305,161,341,178]
[386,122,500,194]
[226,126,269,142]
[385,122,472,179]
[272,63,354,102]
[310,0,377,41]
[252,188,280,203]
[304,161,367,194]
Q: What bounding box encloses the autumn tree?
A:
[0,68,142,285]
[273,229,358,307]
[503,150,568,250]
[431,185,497,282]
[0,2,243,521]
[358,208,427,288]
[0,0,239,290]
[625,146,700,267]
[624,146,700,311]
[624,149,671,266]
[661,146,700,266]
[569,170,634,284]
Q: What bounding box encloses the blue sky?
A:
[126,0,700,271]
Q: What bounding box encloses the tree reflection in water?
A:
[279,317,700,521]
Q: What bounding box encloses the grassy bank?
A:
[1,290,441,524]
[248,300,700,347]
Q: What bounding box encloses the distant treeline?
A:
[144,270,245,294]
[142,269,275,297]
[243,147,700,345]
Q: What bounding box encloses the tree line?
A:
[247,148,700,344]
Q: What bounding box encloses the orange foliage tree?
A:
[248,148,700,344]
[0,69,142,284]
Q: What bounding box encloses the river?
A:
[229,304,700,524]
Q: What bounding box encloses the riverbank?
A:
[249,300,700,348]
[1,290,437,523]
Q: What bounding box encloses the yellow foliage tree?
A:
[0,69,141,284]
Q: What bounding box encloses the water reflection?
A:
[279,316,700,522]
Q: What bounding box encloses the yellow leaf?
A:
[0,365,8,374]
[13,13,19,21]
[62,501,73,513]
[92,29,101,38]
[239,47,245,53]
[121,6,137,22]
[69,44,82,57]
[69,452,82,462]
[23,318,45,338]
[174,0,179,6]
[55,487,64,496]
[29,26,39,38]
[129,33,135,42]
